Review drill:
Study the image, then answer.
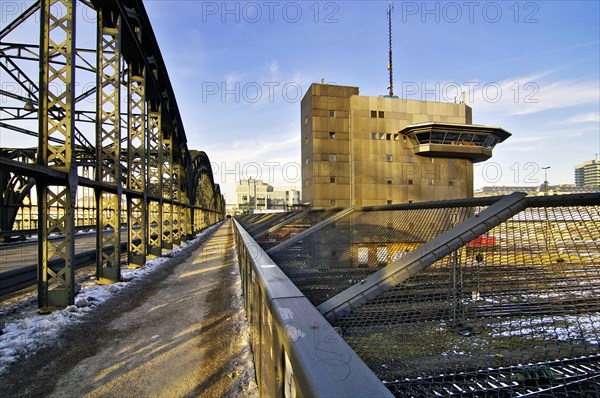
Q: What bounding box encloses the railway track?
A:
[0,242,129,297]
[385,354,600,397]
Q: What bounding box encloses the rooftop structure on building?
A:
[301,83,511,208]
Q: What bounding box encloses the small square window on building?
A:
[370,110,377,118]
[394,133,399,141]
[305,157,309,165]
[378,111,385,118]
[428,178,435,185]
[449,181,454,186]
[386,154,393,162]
[329,154,336,162]
[429,157,434,163]
[408,179,414,185]
[387,200,392,205]
[305,136,309,144]
[304,116,308,125]
[330,176,336,183]
[386,133,391,140]
[379,133,385,140]
[329,110,335,117]
[371,132,377,140]
[330,199,336,206]
[386,177,392,184]
[329,132,335,139]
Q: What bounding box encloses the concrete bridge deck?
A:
[0,221,257,398]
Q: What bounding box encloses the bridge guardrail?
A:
[233,218,392,397]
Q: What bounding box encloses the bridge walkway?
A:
[0,220,256,397]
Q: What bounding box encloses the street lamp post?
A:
[542,166,551,195]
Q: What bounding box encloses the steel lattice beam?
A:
[37,0,77,310]
[0,0,226,309]
[95,8,121,283]
[147,100,162,257]
[126,65,146,266]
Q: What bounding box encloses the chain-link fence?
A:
[240,195,600,396]
[236,212,294,236]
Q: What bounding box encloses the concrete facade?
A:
[236,179,301,211]
[301,83,510,208]
[575,159,600,188]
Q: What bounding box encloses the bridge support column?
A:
[95,8,122,283]
[172,161,182,246]
[147,101,162,257]
[37,0,77,310]
[126,67,147,267]
[161,129,173,250]
[172,203,180,246]
[183,204,192,240]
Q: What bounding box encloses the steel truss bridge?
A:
[2,2,599,397]
[0,0,225,310]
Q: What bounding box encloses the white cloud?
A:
[205,130,300,203]
[470,74,600,116]
[502,136,546,144]
[564,112,600,124]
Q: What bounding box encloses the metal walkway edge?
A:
[233,218,393,397]
[266,206,356,255]
[317,192,528,322]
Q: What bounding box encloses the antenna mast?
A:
[387,1,394,97]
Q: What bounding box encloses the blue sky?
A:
[0,1,598,204]
[142,0,599,203]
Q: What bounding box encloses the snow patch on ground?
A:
[229,244,258,397]
[0,223,221,376]
[490,313,600,345]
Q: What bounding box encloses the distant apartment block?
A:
[236,179,301,211]
[475,184,600,197]
[575,159,600,188]
[301,83,511,208]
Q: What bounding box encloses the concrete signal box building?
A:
[301,83,511,208]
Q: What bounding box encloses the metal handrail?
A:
[233,219,393,397]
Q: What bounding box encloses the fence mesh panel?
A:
[249,201,600,396]
[253,209,342,251]
[235,213,278,231]
[269,205,482,306]
[330,205,600,397]
[242,212,298,237]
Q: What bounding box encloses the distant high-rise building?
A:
[301,83,511,208]
[574,159,600,188]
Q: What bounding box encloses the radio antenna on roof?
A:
[387,1,394,97]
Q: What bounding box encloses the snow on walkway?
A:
[0,223,256,396]
[1,223,219,374]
